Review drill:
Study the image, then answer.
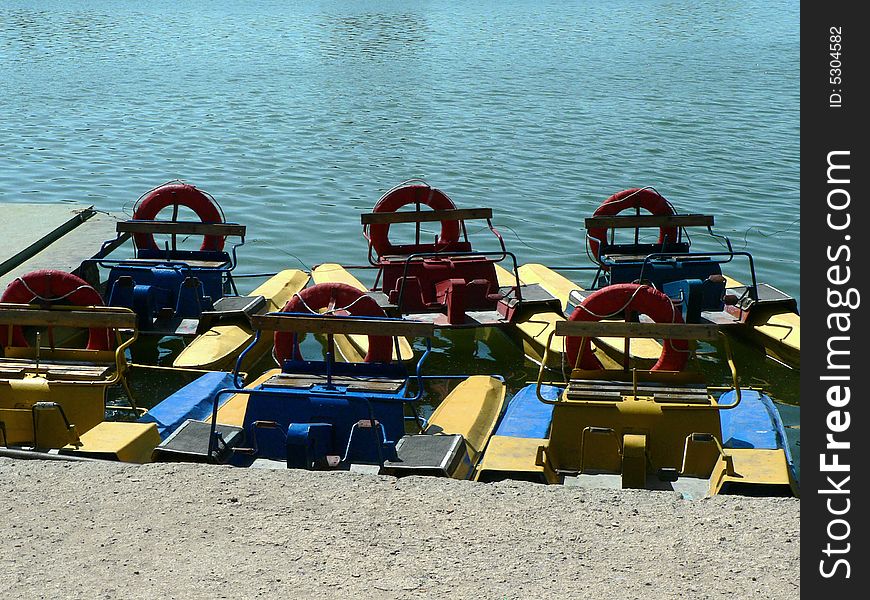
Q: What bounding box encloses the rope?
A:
[736,219,801,250]
[288,290,372,316]
[570,284,649,320]
[125,179,226,224]
[14,278,94,304]
[247,240,311,271]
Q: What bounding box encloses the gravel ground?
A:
[0,458,799,599]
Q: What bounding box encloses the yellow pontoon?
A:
[173,269,310,371]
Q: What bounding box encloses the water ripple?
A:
[1,0,798,304]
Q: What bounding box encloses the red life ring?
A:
[0,269,114,350]
[132,182,225,252]
[367,183,461,257]
[565,283,688,372]
[587,188,678,263]
[274,282,393,364]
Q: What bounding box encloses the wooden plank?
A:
[652,393,712,404]
[567,380,709,399]
[114,258,228,268]
[116,220,246,237]
[0,304,137,329]
[554,320,721,341]
[563,390,624,401]
[251,314,435,338]
[0,358,112,379]
[0,357,112,369]
[567,380,708,394]
[361,208,493,225]
[566,388,709,400]
[584,214,714,229]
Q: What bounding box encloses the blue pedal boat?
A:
[151,310,507,478]
[86,181,249,337]
[510,187,800,369]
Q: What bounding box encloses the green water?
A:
[2,0,799,476]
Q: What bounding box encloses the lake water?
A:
[1,1,800,475]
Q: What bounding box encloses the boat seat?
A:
[566,379,711,403]
[0,358,114,381]
[263,373,406,393]
[379,250,486,263]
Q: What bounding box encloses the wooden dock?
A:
[0,203,129,290]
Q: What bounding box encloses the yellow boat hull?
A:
[496,263,661,368]
[725,276,800,368]
[61,421,161,463]
[210,370,278,427]
[173,269,310,371]
[425,375,506,479]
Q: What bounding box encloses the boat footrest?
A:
[381,433,470,477]
[196,295,267,333]
[152,419,243,463]
[729,283,798,313]
[497,283,562,320]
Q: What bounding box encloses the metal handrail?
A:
[533,329,742,411]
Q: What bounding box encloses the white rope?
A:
[287,290,373,316]
[14,277,93,304]
[571,284,649,320]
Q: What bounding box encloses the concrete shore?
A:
[0,459,799,599]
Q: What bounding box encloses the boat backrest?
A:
[0,303,138,330]
[250,313,436,339]
[361,208,493,225]
[584,214,714,230]
[116,220,246,238]
[554,320,721,342]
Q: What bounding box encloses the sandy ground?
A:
[0,458,798,600]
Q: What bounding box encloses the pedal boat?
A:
[314,180,565,362]
[83,182,309,356]
[512,187,800,369]
[311,263,414,363]
[474,283,798,498]
[0,302,161,463]
[151,311,506,479]
[0,305,270,468]
[493,263,662,370]
[172,269,309,371]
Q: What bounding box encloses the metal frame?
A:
[533,324,742,411]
